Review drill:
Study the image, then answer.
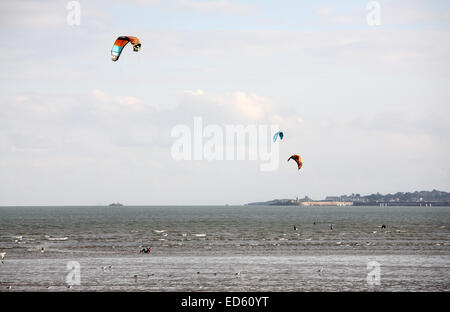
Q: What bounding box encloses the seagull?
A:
[0,252,6,263]
[235,272,241,278]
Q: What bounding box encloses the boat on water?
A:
[109,202,123,207]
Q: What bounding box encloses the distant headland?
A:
[108,202,123,207]
[247,190,450,207]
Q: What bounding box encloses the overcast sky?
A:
[0,0,449,205]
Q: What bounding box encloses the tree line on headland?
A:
[247,190,450,206]
[331,189,450,202]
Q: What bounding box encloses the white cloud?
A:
[91,89,159,115]
[182,90,274,121]
[315,5,364,25]
[0,1,110,29]
[125,0,162,6]
[315,1,450,27]
[229,91,270,120]
[176,0,257,16]
[184,89,205,96]
[316,5,332,17]
[0,1,65,29]
[381,4,444,25]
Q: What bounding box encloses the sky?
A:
[0,0,449,205]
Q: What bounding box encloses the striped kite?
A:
[111,36,141,62]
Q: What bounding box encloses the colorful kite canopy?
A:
[273,131,284,142]
[111,36,141,62]
[288,154,303,170]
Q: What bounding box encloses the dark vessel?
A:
[109,202,123,207]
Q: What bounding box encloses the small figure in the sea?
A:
[0,252,5,264]
[140,247,151,254]
[330,224,333,230]
[313,222,316,225]
[381,224,386,230]
[293,225,297,231]
[40,247,45,253]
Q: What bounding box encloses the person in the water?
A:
[140,247,151,254]
[330,224,333,230]
[293,225,297,231]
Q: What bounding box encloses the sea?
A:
[0,205,449,291]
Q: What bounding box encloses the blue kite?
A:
[273,131,284,142]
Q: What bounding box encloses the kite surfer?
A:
[140,247,151,254]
